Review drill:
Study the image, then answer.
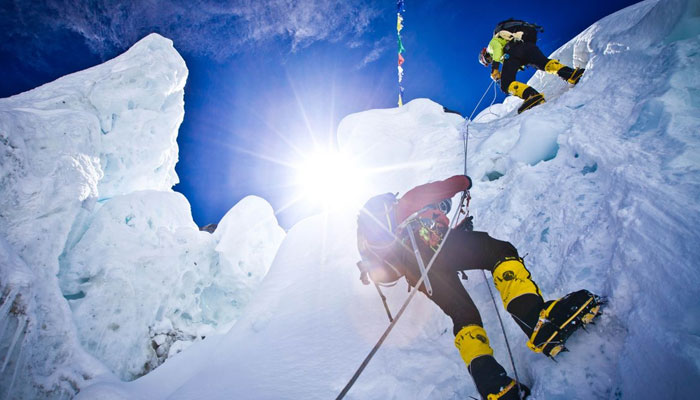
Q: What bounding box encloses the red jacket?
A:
[396,175,472,226]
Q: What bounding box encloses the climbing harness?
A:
[406,220,434,296]
[373,282,394,322]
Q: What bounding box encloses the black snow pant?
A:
[398,229,521,336]
[499,41,551,94]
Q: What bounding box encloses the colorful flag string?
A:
[397,0,406,106]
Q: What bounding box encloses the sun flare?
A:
[294,150,368,210]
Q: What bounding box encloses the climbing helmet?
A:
[479,48,492,66]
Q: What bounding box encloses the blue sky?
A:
[0,0,640,228]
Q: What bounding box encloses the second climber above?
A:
[479,18,585,113]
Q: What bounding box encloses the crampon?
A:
[527,289,606,358]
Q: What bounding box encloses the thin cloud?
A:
[358,36,393,69]
[1,0,383,61]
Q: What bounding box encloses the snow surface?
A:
[0,34,284,398]
[2,0,700,399]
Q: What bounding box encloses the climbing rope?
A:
[464,81,524,398]
[481,269,523,396]
[463,80,500,159]
[469,82,501,139]
[336,81,502,400]
[467,80,496,123]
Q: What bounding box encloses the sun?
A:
[294,150,368,211]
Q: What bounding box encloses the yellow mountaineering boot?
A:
[506,81,533,99]
[455,325,530,399]
[544,59,566,74]
[545,59,585,84]
[491,257,545,338]
[508,81,545,114]
[492,257,543,310]
[527,290,605,357]
[454,325,494,366]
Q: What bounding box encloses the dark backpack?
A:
[355,193,455,285]
[357,193,399,249]
[494,18,543,44]
[356,193,403,285]
[494,18,544,35]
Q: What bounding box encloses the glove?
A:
[490,69,501,82]
[459,215,474,232]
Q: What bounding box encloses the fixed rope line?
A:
[337,81,501,399]
[467,80,495,122]
[463,80,523,399]
[463,80,497,175]
[469,82,501,138]
[481,269,523,397]
[484,80,500,120]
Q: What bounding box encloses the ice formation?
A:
[0,33,284,398]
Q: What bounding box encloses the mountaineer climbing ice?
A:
[353,175,604,400]
[479,18,585,114]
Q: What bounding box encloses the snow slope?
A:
[0,34,284,398]
[78,0,700,399]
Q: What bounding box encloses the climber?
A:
[356,175,603,400]
[478,18,585,113]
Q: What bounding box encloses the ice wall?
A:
[461,0,700,397]
[0,32,187,398]
[0,33,285,397]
